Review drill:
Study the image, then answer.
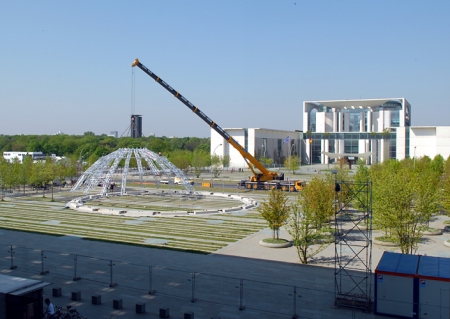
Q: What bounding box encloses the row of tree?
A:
[258,154,450,264]
[0,133,210,165]
[0,156,78,201]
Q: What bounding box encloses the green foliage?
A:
[0,134,210,163]
[371,160,423,254]
[257,189,290,239]
[284,155,300,174]
[287,178,334,264]
[211,154,222,177]
[168,150,192,171]
[222,154,231,168]
[191,149,209,178]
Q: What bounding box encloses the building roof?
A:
[375,251,419,276]
[418,256,450,279]
[305,98,404,110]
[0,274,50,295]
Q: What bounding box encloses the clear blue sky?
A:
[1,1,449,138]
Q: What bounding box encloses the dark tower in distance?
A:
[130,115,142,138]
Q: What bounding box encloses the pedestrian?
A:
[44,298,55,319]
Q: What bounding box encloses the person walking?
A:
[44,298,55,319]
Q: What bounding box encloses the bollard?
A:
[113,299,123,309]
[71,291,81,301]
[92,295,101,305]
[52,287,62,297]
[136,303,145,314]
[159,308,169,318]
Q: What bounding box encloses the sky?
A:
[1,1,449,138]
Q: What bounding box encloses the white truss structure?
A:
[71,148,194,196]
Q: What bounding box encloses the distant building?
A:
[109,131,118,138]
[131,115,143,138]
[3,152,45,163]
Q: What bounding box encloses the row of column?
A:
[306,139,387,165]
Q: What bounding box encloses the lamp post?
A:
[414,146,417,169]
[211,144,222,187]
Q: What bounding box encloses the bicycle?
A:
[67,307,88,319]
[54,305,80,319]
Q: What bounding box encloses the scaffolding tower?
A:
[334,177,373,312]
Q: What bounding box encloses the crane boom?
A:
[132,58,281,182]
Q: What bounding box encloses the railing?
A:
[0,243,304,318]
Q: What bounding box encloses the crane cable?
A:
[131,66,136,116]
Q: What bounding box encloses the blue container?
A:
[417,255,450,319]
[374,251,420,318]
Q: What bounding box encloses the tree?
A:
[168,150,192,171]
[371,161,422,254]
[284,155,300,174]
[211,154,222,177]
[191,149,209,178]
[442,156,450,213]
[0,158,9,200]
[413,168,440,226]
[222,154,231,170]
[286,177,334,264]
[16,156,33,194]
[257,189,290,239]
[30,161,48,196]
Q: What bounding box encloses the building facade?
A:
[210,98,450,168]
[211,128,302,169]
[2,152,44,163]
[303,98,411,164]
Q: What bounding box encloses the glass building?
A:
[303,98,411,164]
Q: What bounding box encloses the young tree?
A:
[372,162,422,254]
[287,178,334,264]
[191,149,209,178]
[168,150,192,171]
[16,156,33,194]
[222,154,231,170]
[211,154,222,178]
[284,155,300,174]
[442,156,450,213]
[257,189,290,239]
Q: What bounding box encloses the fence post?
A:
[148,266,156,294]
[8,245,17,270]
[109,260,117,287]
[239,279,245,310]
[73,254,81,281]
[292,286,299,319]
[191,272,197,303]
[40,250,49,275]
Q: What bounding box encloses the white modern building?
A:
[211,128,301,169]
[2,152,44,163]
[303,98,411,164]
[211,98,450,168]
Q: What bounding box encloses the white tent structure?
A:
[71,148,193,196]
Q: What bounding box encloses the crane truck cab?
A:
[174,177,194,185]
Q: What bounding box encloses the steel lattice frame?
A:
[334,179,372,312]
[71,148,194,196]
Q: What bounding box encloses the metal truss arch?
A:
[71,148,194,196]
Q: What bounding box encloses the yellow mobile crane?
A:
[132,59,304,191]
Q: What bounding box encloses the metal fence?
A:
[0,243,305,318]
